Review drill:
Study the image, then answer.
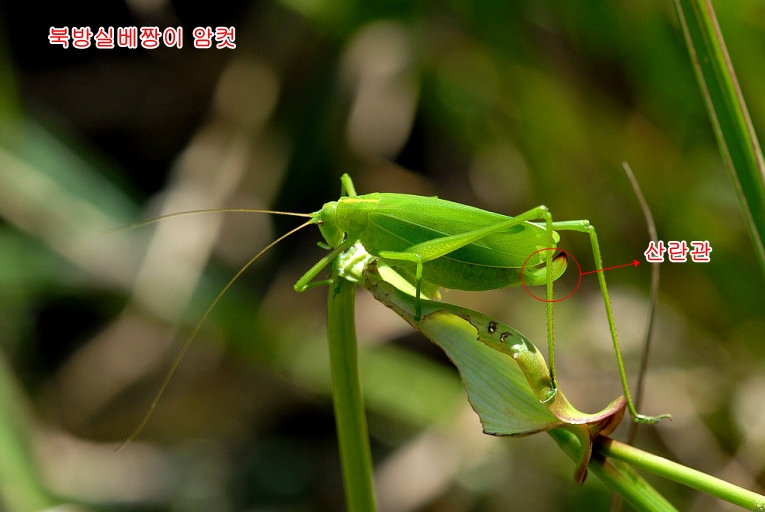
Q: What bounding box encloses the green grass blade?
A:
[674,0,765,276]
[326,263,378,512]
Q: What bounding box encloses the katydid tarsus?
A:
[121,173,666,448]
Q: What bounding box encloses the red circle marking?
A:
[520,248,582,302]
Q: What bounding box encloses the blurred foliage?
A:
[0,0,763,511]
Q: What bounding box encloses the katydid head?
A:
[316,201,345,248]
[316,195,379,249]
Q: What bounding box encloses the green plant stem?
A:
[548,429,677,511]
[326,264,378,512]
[596,437,765,511]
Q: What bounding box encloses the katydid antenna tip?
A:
[118,218,315,450]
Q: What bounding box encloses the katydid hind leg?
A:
[377,206,554,321]
[552,220,669,424]
[400,206,553,263]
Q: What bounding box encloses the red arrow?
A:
[581,259,640,275]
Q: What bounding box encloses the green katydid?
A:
[121,172,666,447]
[297,173,664,424]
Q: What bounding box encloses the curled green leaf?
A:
[362,264,625,482]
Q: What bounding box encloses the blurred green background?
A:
[0,1,763,510]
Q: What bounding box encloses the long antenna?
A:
[106,208,313,234]
[117,218,315,451]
